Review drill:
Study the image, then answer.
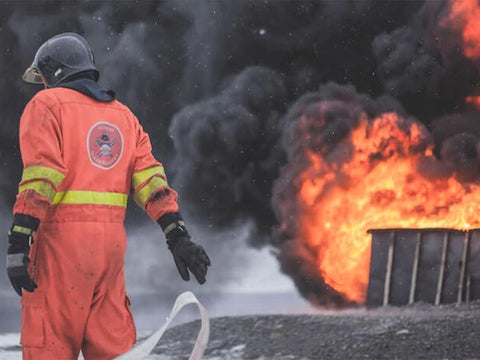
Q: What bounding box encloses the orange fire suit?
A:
[13,87,179,359]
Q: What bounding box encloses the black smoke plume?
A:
[169,66,287,245]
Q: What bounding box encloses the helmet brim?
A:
[22,67,43,84]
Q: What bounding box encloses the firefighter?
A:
[6,32,210,360]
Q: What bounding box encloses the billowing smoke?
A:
[1,0,480,307]
[169,66,287,244]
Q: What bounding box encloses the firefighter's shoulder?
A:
[26,87,66,112]
[26,88,52,104]
[21,89,59,120]
[26,88,138,123]
[28,87,116,109]
[29,87,84,106]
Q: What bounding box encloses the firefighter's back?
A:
[35,87,137,223]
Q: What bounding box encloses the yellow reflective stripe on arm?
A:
[163,221,185,237]
[12,225,35,236]
[135,176,168,207]
[132,166,166,189]
[18,181,56,201]
[53,191,128,207]
[22,166,65,187]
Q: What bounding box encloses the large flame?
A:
[298,112,480,303]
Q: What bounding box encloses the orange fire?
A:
[443,0,480,62]
[298,112,480,303]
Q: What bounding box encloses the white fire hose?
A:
[114,291,210,360]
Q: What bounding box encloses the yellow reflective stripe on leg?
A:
[22,166,65,187]
[132,166,166,189]
[12,225,35,236]
[19,181,56,201]
[135,176,168,208]
[53,191,128,207]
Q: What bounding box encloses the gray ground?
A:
[153,302,480,360]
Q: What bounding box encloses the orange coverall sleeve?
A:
[13,97,67,221]
[131,118,179,221]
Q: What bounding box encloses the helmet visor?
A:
[22,66,43,84]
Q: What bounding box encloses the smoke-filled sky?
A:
[1,0,480,306]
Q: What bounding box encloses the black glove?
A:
[159,213,211,284]
[167,235,211,284]
[6,214,39,296]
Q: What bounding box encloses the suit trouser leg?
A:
[21,222,136,360]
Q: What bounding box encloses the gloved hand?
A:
[159,212,211,284]
[6,214,39,296]
[167,235,211,284]
[7,229,37,296]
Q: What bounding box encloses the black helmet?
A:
[23,32,99,87]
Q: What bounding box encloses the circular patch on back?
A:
[87,121,124,170]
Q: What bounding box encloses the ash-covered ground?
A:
[152,302,480,360]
